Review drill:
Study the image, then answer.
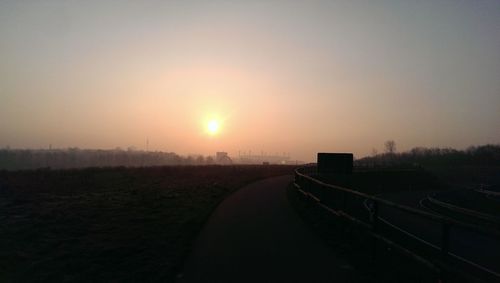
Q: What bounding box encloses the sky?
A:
[1,0,499,161]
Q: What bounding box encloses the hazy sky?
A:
[1,0,499,161]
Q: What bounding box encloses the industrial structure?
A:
[237,151,291,165]
[215,152,232,165]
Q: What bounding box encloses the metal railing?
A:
[294,165,500,282]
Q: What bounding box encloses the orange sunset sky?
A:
[1,1,499,161]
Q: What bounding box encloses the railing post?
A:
[341,191,346,212]
[372,201,379,232]
[371,201,379,261]
[441,223,450,257]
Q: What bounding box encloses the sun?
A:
[207,119,220,135]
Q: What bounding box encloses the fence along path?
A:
[294,166,500,282]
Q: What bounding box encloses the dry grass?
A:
[0,165,294,282]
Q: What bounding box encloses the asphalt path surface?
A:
[178,175,353,283]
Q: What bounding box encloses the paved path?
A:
[178,175,352,283]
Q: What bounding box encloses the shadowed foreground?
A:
[179,175,352,282]
[0,166,295,282]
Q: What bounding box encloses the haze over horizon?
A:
[1,0,499,162]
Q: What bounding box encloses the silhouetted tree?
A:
[196,155,204,165]
[0,148,198,170]
[206,156,214,165]
[356,144,500,168]
[385,140,396,154]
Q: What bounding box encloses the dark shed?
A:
[317,153,353,174]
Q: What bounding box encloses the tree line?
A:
[0,148,217,170]
[356,142,500,168]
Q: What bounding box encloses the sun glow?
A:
[207,119,220,135]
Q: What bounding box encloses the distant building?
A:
[237,152,291,165]
[215,152,232,165]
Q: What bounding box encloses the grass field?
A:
[0,165,294,282]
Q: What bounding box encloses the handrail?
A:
[294,165,500,281]
[427,195,500,225]
[295,167,500,236]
